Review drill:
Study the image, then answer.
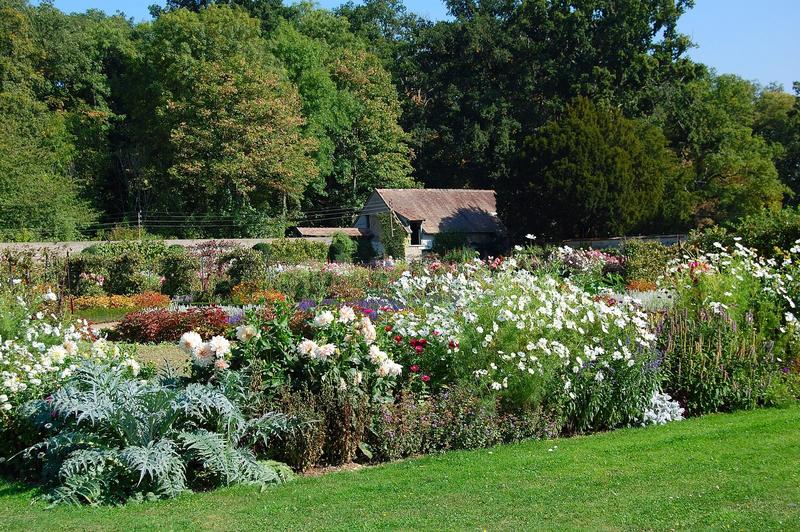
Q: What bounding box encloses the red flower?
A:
[421,374,431,382]
[415,345,424,353]
[419,338,428,347]
[449,340,459,349]
[410,364,420,373]
[433,330,442,336]
[394,335,403,343]
[384,325,393,332]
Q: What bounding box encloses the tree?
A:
[0,94,97,240]
[501,97,688,240]
[121,5,317,236]
[753,83,800,203]
[652,73,788,224]
[268,8,414,218]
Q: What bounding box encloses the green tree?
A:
[123,5,317,237]
[753,83,800,203]
[269,8,414,219]
[502,97,688,240]
[653,74,788,224]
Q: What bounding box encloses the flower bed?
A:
[2,237,798,507]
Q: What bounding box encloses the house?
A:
[354,188,505,260]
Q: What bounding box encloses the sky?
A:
[36,0,799,92]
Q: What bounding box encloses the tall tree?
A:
[501,97,688,240]
[122,5,317,236]
[269,7,414,219]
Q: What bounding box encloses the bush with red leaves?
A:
[112,307,229,343]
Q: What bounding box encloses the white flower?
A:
[207,336,231,358]
[1,403,11,411]
[313,343,336,361]
[43,291,58,302]
[63,340,78,355]
[297,339,318,357]
[313,310,334,328]
[377,360,402,377]
[122,358,141,377]
[338,305,356,323]
[594,371,604,382]
[236,324,259,342]
[369,344,388,364]
[525,234,536,240]
[0,394,7,402]
[179,331,203,354]
[193,343,215,367]
[47,345,68,365]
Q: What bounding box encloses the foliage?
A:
[377,212,407,258]
[14,363,291,505]
[113,308,229,344]
[503,97,688,240]
[221,248,267,288]
[328,232,357,263]
[730,207,800,257]
[620,240,676,283]
[267,239,329,264]
[659,243,798,415]
[159,247,199,296]
[0,290,143,444]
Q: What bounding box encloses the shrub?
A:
[252,242,271,259]
[431,232,469,256]
[356,238,376,263]
[71,292,170,311]
[390,263,660,432]
[620,240,675,282]
[14,364,292,505]
[421,386,502,453]
[104,252,162,295]
[660,310,775,415]
[159,247,199,296]
[328,232,357,263]
[66,255,109,296]
[271,388,325,471]
[222,247,267,287]
[367,390,427,462]
[377,212,407,259]
[113,307,229,343]
[268,239,328,264]
[732,207,800,257]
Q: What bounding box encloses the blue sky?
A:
[37,0,799,91]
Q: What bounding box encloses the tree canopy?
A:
[0,0,797,241]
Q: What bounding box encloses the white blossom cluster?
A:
[0,296,140,415]
[642,391,685,425]
[390,261,657,398]
[669,239,799,336]
[179,331,231,370]
[300,306,401,379]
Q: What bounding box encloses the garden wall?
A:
[0,237,332,257]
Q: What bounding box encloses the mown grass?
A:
[129,342,188,369]
[1,406,798,531]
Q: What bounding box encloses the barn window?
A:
[410,221,422,246]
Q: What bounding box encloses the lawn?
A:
[1,406,798,531]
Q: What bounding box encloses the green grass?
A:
[1,407,798,531]
[70,307,134,323]
[129,342,188,370]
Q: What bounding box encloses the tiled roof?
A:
[292,227,370,237]
[374,189,503,234]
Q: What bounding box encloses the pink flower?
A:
[421,374,431,383]
[410,364,420,373]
